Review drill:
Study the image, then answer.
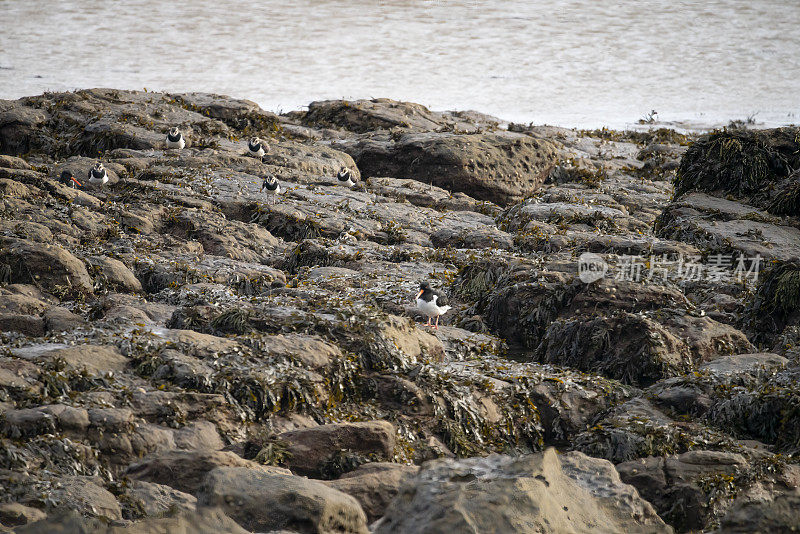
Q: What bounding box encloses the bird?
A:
[88,162,109,186]
[166,127,185,149]
[416,281,452,329]
[248,137,268,158]
[58,170,82,189]
[337,167,356,188]
[261,174,281,205]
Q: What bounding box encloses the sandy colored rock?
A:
[197,466,369,534]
[374,448,670,534]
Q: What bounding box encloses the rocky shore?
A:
[0,89,798,533]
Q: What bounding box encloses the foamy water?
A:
[1,0,799,130]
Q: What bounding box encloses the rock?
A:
[14,508,250,534]
[37,344,128,374]
[616,450,757,531]
[716,492,800,533]
[197,466,369,534]
[277,421,396,478]
[699,353,788,379]
[303,98,484,133]
[374,448,670,534]
[0,104,49,154]
[0,238,93,295]
[44,476,122,520]
[121,480,197,518]
[0,314,44,336]
[87,256,142,292]
[125,450,289,495]
[656,192,800,262]
[325,462,419,523]
[0,503,46,528]
[43,306,86,332]
[341,131,558,205]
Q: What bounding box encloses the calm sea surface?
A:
[1,0,799,129]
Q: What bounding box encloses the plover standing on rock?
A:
[166,127,185,149]
[416,281,452,329]
[88,162,109,186]
[337,167,356,188]
[261,174,281,204]
[248,137,268,158]
[58,170,82,189]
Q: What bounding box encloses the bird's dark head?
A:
[169,127,179,136]
[250,137,261,145]
[60,170,73,181]
[93,162,104,171]
[417,281,431,298]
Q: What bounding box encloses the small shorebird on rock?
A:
[261,174,281,204]
[88,162,109,186]
[166,127,185,149]
[248,137,268,158]
[58,170,82,189]
[337,167,356,188]
[416,281,452,329]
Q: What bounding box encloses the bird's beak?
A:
[72,177,82,186]
[416,289,424,299]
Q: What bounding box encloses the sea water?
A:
[1,0,798,130]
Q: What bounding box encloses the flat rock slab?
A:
[197,466,369,534]
[374,448,670,534]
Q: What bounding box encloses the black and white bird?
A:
[337,167,356,188]
[416,281,452,329]
[248,137,268,158]
[166,127,185,149]
[261,174,281,204]
[58,170,82,189]
[88,162,108,186]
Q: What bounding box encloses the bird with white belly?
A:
[416,281,451,329]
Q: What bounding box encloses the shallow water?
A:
[1,0,799,129]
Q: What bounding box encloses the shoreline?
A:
[0,88,798,532]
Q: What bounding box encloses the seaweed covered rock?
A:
[454,264,752,386]
[0,238,93,295]
[742,260,800,347]
[374,448,670,534]
[197,466,369,533]
[340,131,559,205]
[617,450,749,531]
[674,127,800,205]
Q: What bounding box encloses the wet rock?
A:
[125,450,289,494]
[197,466,369,534]
[699,353,788,379]
[0,314,44,335]
[0,104,49,154]
[0,237,93,295]
[277,420,396,478]
[374,448,669,534]
[325,462,419,523]
[341,131,558,205]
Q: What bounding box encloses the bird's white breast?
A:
[167,138,185,149]
[417,296,447,317]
